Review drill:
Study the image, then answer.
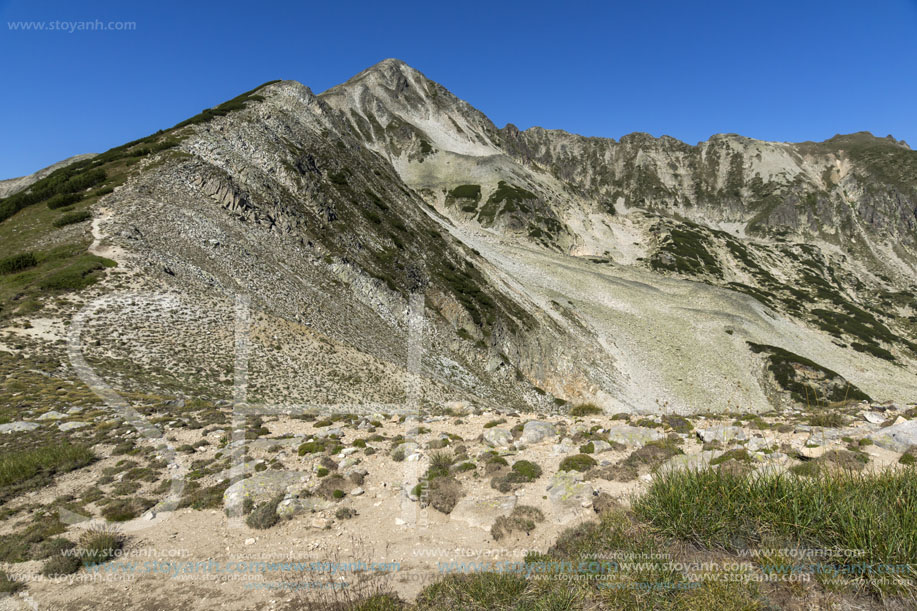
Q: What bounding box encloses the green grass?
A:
[0,570,24,593]
[635,467,917,594]
[0,443,95,498]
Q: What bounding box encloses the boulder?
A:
[521,421,556,444]
[869,419,917,452]
[223,470,304,508]
[59,421,88,432]
[605,425,664,447]
[546,471,593,516]
[450,495,517,530]
[0,422,39,434]
[276,495,332,519]
[483,428,513,448]
[696,426,747,444]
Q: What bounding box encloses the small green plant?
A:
[317,467,330,477]
[79,527,124,565]
[559,454,597,472]
[0,570,24,593]
[332,489,345,499]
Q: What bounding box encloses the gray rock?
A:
[483,428,513,448]
[0,421,39,433]
[450,495,517,530]
[552,437,577,455]
[37,411,65,421]
[591,440,613,453]
[58,421,88,432]
[605,425,664,447]
[696,426,747,444]
[863,412,886,424]
[546,471,593,517]
[659,450,718,473]
[521,420,557,444]
[276,495,333,519]
[869,419,917,452]
[314,427,343,439]
[223,470,304,508]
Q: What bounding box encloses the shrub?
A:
[510,460,542,481]
[0,570,24,593]
[46,192,83,210]
[245,496,282,529]
[0,252,37,275]
[332,489,346,499]
[298,440,324,455]
[559,454,597,472]
[52,210,92,227]
[570,403,602,417]
[40,553,81,576]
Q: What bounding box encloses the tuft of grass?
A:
[635,467,917,594]
[79,527,124,566]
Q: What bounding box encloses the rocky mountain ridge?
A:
[1,59,916,416]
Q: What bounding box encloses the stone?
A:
[869,419,917,452]
[745,437,769,452]
[450,495,517,530]
[244,538,256,546]
[310,518,331,529]
[58,421,88,432]
[521,420,557,444]
[350,487,364,496]
[605,425,664,447]
[659,451,718,473]
[546,471,593,517]
[696,426,747,444]
[483,428,513,448]
[223,470,303,508]
[0,422,39,434]
[863,412,885,424]
[552,437,577,455]
[796,444,826,459]
[276,496,333,519]
[37,411,65,421]
[591,440,613,453]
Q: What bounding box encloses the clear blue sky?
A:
[1,0,916,178]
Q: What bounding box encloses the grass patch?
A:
[246,495,282,529]
[0,443,95,501]
[635,467,917,594]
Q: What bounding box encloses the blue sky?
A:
[1,0,916,178]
